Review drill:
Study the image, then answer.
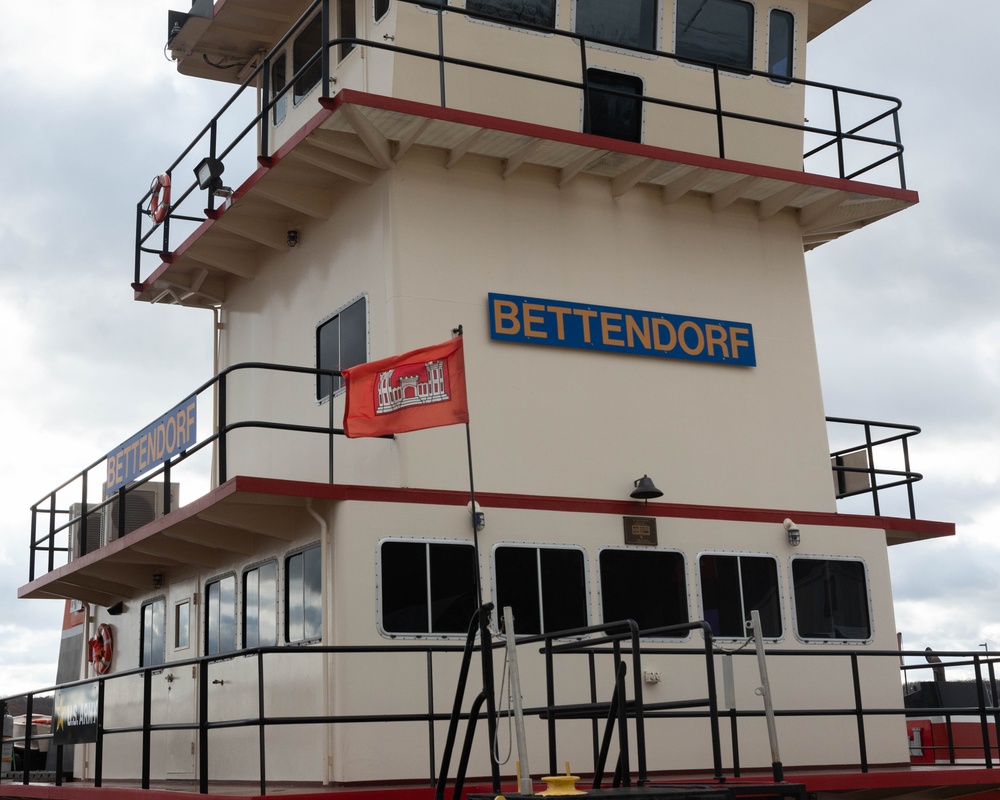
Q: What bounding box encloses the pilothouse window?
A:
[317,296,368,401]
[699,553,781,639]
[379,541,479,635]
[141,598,165,666]
[293,14,323,104]
[584,69,643,142]
[286,545,322,643]
[768,9,794,82]
[494,545,588,635]
[675,0,754,72]
[466,0,556,28]
[576,0,657,50]
[206,575,237,655]
[600,549,688,634]
[244,561,278,648]
[792,557,871,641]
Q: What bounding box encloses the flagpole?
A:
[456,327,500,792]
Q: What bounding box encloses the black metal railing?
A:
[27,362,348,583]
[135,0,906,288]
[826,416,922,518]
[6,629,1000,793]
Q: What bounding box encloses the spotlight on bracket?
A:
[783,518,800,547]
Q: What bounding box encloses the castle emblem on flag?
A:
[376,359,450,414]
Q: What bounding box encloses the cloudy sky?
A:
[0,0,997,696]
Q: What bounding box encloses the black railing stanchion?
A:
[975,655,993,768]
[850,653,869,772]
[579,38,590,133]
[142,667,153,789]
[328,376,336,483]
[436,5,447,107]
[426,650,437,785]
[989,658,1000,762]
[22,693,33,786]
[29,504,37,581]
[199,660,210,794]
[713,65,725,158]
[218,372,228,484]
[321,0,331,98]
[95,678,106,787]
[628,621,648,785]
[257,650,267,795]
[902,435,916,519]
[701,623,724,782]
[893,110,906,189]
[545,634,557,776]
[47,494,57,573]
[832,87,845,179]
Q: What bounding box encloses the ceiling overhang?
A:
[135,90,918,309]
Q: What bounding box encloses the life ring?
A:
[89,623,113,675]
[149,173,171,224]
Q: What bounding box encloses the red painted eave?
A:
[135,90,918,306]
[19,476,952,603]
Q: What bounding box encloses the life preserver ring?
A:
[89,623,113,675]
[149,173,171,223]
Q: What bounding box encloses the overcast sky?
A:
[0,1,997,696]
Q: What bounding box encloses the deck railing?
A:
[4,631,999,793]
[135,0,907,288]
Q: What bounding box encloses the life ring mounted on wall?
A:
[149,173,171,224]
[89,623,113,675]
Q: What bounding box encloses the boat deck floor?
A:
[3,765,1000,800]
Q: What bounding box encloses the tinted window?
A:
[699,554,781,638]
[206,575,237,655]
[380,541,479,634]
[768,9,794,82]
[339,0,357,61]
[244,562,278,648]
[271,53,287,124]
[294,14,323,103]
[576,0,657,50]
[317,296,367,400]
[600,549,688,634]
[466,0,556,28]
[141,598,166,666]
[584,69,643,142]
[495,546,587,635]
[675,0,754,71]
[792,558,871,641]
[287,545,322,643]
[375,0,390,21]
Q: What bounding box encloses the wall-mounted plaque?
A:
[623,516,658,546]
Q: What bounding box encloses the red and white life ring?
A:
[149,173,171,223]
[89,623,113,675]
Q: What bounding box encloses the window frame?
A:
[285,543,323,645]
[243,560,279,650]
[205,573,238,656]
[598,547,691,640]
[583,67,644,143]
[174,599,191,652]
[491,543,590,637]
[696,551,784,642]
[465,0,557,32]
[674,0,755,75]
[293,13,323,105]
[766,7,795,84]
[271,52,288,125]
[790,556,874,644]
[141,597,166,667]
[316,294,368,402]
[376,538,480,639]
[573,0,659,54]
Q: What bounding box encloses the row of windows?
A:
[139,542,871,667]
[380,542,873,643]
[416,0,793,79]
[140,545,321,666]
[273,1,794,139]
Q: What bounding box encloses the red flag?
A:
[343,336,469,438]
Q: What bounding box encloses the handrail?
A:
[7,638,1000,791]
[26,362,350,582]
[826,416,922,518]
[135,0,907,288]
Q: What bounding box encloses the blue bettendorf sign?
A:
[105,397,197,492]
[488,293,756,367]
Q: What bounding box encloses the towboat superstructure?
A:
[8,2,995,799]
